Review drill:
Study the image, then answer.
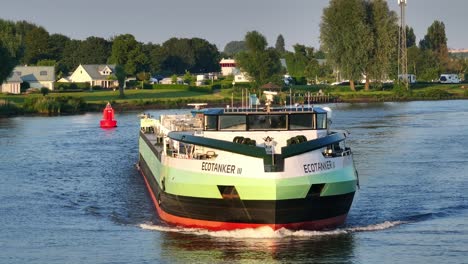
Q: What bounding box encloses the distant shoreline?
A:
[1,84,467,117]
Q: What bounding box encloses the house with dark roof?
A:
[63,64,118,88]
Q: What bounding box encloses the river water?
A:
[1,100,467,264]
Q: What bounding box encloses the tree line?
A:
[320,0,466,90]
[1,0,467,92]
[0,19,221,85]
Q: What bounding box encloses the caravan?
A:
[398,74,416,84]
[439,74,461,84]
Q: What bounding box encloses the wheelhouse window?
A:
[219,115,246,130]
[289,114,314,129]
[204,115,217,130]
[316,113,327,129]
[248,114,287,130]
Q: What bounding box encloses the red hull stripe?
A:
[138,166,347,231]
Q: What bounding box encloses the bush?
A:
[392,83,412,99]
[91,85,103,90]
[55,82,89,90]
[22,96,86,115]
[126,80,138,88]
[211,84,221,90]
[293,76,307,85]
[40,87,50,96]
[417,88,451,99]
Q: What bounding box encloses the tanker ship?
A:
[137,92,358,230]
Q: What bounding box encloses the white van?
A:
[439,74,461,84]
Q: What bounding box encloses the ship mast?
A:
[398,0,408,89]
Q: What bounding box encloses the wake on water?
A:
[139,220,406,239]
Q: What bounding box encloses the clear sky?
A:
[0,0,466,51]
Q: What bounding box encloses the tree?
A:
[0,19,22,84]
[114,65,126,98]
[406,26,416,48]
[136,71,150,88]
[419,20,449,68]
[22,25,50,64]
[0,41,16,84]
[78,36,111,65]
[364,0,398,90]
[47,34,70,61]
[144,43,165,74]
[161,38,193,74]
[190,38,220,73]
[223,41,246,56]
[235,31,282,88]
[109,34,148,76]
[160,37,220,75]
[320,0,372,91]
[407,46,439,81]
[275,34,286,54]
[183,70,193,85]
[60,40,81,73]
[284,44,319,83]
[171,74,178,84]
[40,87,49,96]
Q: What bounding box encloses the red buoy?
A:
[100,102,117,128]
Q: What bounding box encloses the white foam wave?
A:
[347,221,407,232]
[139,220,405,238]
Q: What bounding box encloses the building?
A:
[1,72,22,94]
[9,66,55,91]
[62,64,118,88]
[232,68,250,83]
[220,58,237,76]
[219,58,250,84]
[159,77,184,85]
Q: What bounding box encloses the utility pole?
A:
[398,0,409,90]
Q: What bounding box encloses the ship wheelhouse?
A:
[202,107,328,132]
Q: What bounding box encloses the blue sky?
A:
[0,0,466,51]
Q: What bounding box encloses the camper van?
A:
[398,74,416,84]
[439,74,461,84]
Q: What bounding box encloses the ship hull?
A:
[138,154,355,231]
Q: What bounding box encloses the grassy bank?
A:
[1,83,468,116]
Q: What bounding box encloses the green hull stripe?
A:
[140,137,356,201]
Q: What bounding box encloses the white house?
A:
[10,66,55,91]
[1,72,22,94]
[220,58,237,76]
[232,68,250,84]
[63,64,118,88]
[219,58,250,84]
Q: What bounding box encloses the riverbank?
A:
[1,83,467,117]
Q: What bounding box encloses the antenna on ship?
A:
[398,0,409,90]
